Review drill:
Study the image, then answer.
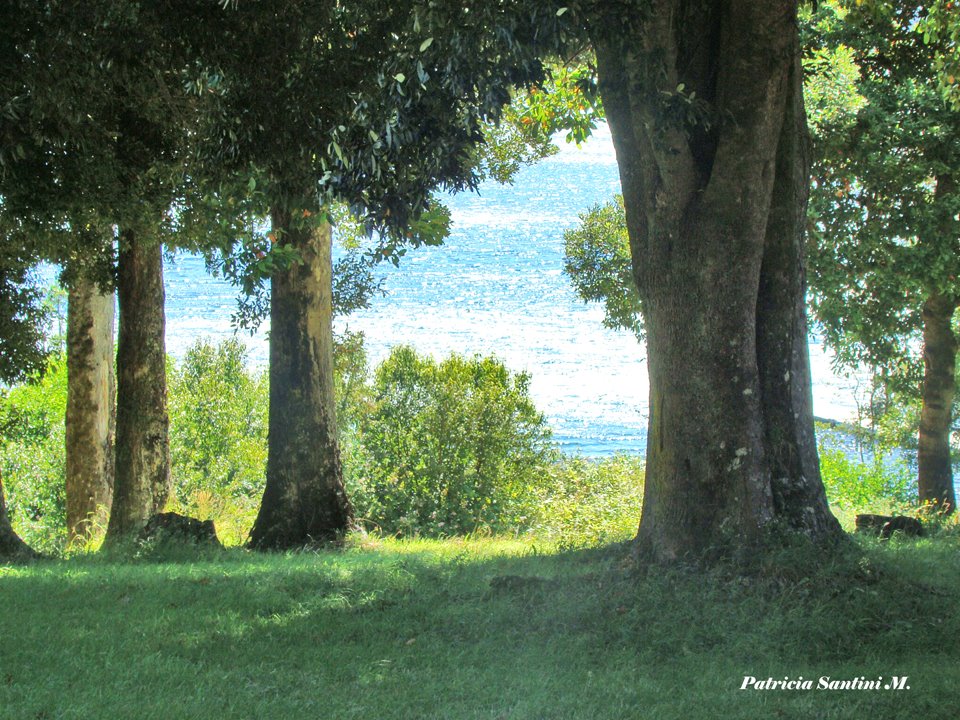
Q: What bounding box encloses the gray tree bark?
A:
[66,275,115,542]
[248,210,352,549]
[105,230,171,543]
[591,0,842,561]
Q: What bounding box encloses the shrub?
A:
[346,346,558,536]
[817,427,917,512]
[167,338,269,543]
[0,355,68,553]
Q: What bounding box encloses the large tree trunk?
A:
[917,292,957,513]
[248,209,352,549]
[0,471,38,561]
[105,231,171,543]
[66,275,116,542]
[756,51,840,537]
[592,1,841,561]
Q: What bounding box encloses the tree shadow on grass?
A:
[1,537,958,719]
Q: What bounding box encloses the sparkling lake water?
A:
[162,125,861,456]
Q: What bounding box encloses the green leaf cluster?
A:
[192,0,578,246]
[806,0,960,391]
[347,346,558,536]
[0,244,51,381]
[0,354,68,552]
[918,0,960,107]
[562,195,644,340]
[507,61,604,146]
[167,339,268,516]
[818,427,917,511]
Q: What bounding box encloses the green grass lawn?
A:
[1,533,958,720]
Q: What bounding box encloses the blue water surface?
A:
[163,126,859,456]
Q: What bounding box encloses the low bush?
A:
[167,338,267,544]
[346,346,559,536]
[817,426,917,513]
[0,354,68,554]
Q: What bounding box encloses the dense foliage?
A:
[347,347,558,536]
[806,1,960,384]
[562,194,643,340]
[0,336,648,549]
[0,356,67,552]
[0,247,50,382]
[167,339,268,543]
[918,0,960,107]
[804,0,960,509]
[817,426,917,513]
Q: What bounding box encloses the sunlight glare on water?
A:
[163,124,860,456]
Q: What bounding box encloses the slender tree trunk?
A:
[66,275,116,542]
[0,471,38,560]
[917,292,958,513]
[248,209,352,549]
[105,230,171,542]
[592,1,841,561]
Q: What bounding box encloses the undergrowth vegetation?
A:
[0,337,949,554]
[0,354,67,554]
[817,427,917,517]
[0,338,642,552]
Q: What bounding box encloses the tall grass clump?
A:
[534,454,643,548]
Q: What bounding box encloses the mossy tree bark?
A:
[248,210,352,549]
[917,291,958,513]
[591,1,842,561]
[66,275,116,542]
[105,230,171,542]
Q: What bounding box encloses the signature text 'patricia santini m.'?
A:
[740,676,910,691]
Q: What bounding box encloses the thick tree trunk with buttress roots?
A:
[66,275,116,542]
[105,231,171,542]
[917,292,958,513]
[592,0,841,561]
[249,211,352,549]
